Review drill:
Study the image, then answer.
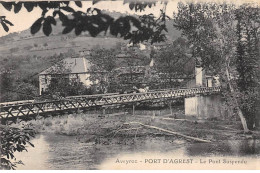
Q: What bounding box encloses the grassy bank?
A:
[13,107,260,144]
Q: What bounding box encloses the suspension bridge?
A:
[0,86,221,123]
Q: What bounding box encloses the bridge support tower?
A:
[184,66,223,119]
[185,94,222,119]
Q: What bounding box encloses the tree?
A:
[87,46,118,93]
[0,125,35,170]
[235,5,260,129]
[46,77,88,97]
[173,2,260,132]
[154,37,192,88]
[44,60,88,97]
[0,70,15,102]
[88,44,150,93]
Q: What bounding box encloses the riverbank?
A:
[9,107,260,170]
[13,107,260,144]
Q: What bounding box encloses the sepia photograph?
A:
[0,0,259,170]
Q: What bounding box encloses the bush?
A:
[0,125,35,170]
[44,119,52,127]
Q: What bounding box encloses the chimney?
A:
[195,66,204,87]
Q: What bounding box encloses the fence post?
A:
[169,101,173,116]
[132,104,135,116]
[103,108,106,115]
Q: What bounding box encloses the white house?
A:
[39,55,92,95]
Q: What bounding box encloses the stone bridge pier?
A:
[184,67,223,119]
[185,94,222,119]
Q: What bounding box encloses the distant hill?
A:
[0,10,182,58]
[0,11,183,102]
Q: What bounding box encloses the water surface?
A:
[15,133,260,170]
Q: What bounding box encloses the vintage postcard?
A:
[0,0,259,170]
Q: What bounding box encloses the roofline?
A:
[39,72,89,75]
[39,71,107,75]
[38,58,65,75]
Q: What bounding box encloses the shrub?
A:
[44,119,52,127]
[0,125,35,170]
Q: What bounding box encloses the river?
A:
[14,133,260,170]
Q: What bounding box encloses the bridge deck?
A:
[0,87,221,122]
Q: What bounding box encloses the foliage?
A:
[0,125,35,170]
[154,37,193,87]
[235,5,260,128]
[89,46,118,73]
[0,1,168,45]
[15,82,38,100]
[0,53,66,102]
[88,44,150,93]
[1,1,259,129]
[46,77,89,98]
[0,16,13,32]
[87,47,117,93]
[173,2,260,130]
[43,60,90,97]
[174,2,245,126]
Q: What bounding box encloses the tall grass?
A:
[15,113,116,136]
[12,106,185,136]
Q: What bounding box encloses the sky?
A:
[0,0,259,37]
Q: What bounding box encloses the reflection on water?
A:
[15,133,260,170]
[186,139,260,157]
[15,135,50,170]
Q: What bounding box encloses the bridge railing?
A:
[0,86,221,120]
[0,100,35,107]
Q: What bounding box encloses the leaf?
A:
[60,6,75,13]
[27,141,34,147]
[14,2,22,13]
[4,19,14,26]
[1,2,13,11]
[10,153,14,159]
[31,17,43,34]
[62,24,74,34]
[38,1,49,10]
[43,20,52,36]
[46,16,56,25]
[24,2,34,12]
[87,8,91,13]
[75,24,83,35]
[58,11,68,23]
[75,1,82,8]
[1,22,9,32]
[53,10,59,17]
[41,9,48,17]
[126,16,141,28]
[93,0,102,5]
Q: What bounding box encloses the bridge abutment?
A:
[185,94,223,119]
[184,65,223,119]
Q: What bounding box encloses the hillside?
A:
[0,11,181,58]
[0,11,182,102]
